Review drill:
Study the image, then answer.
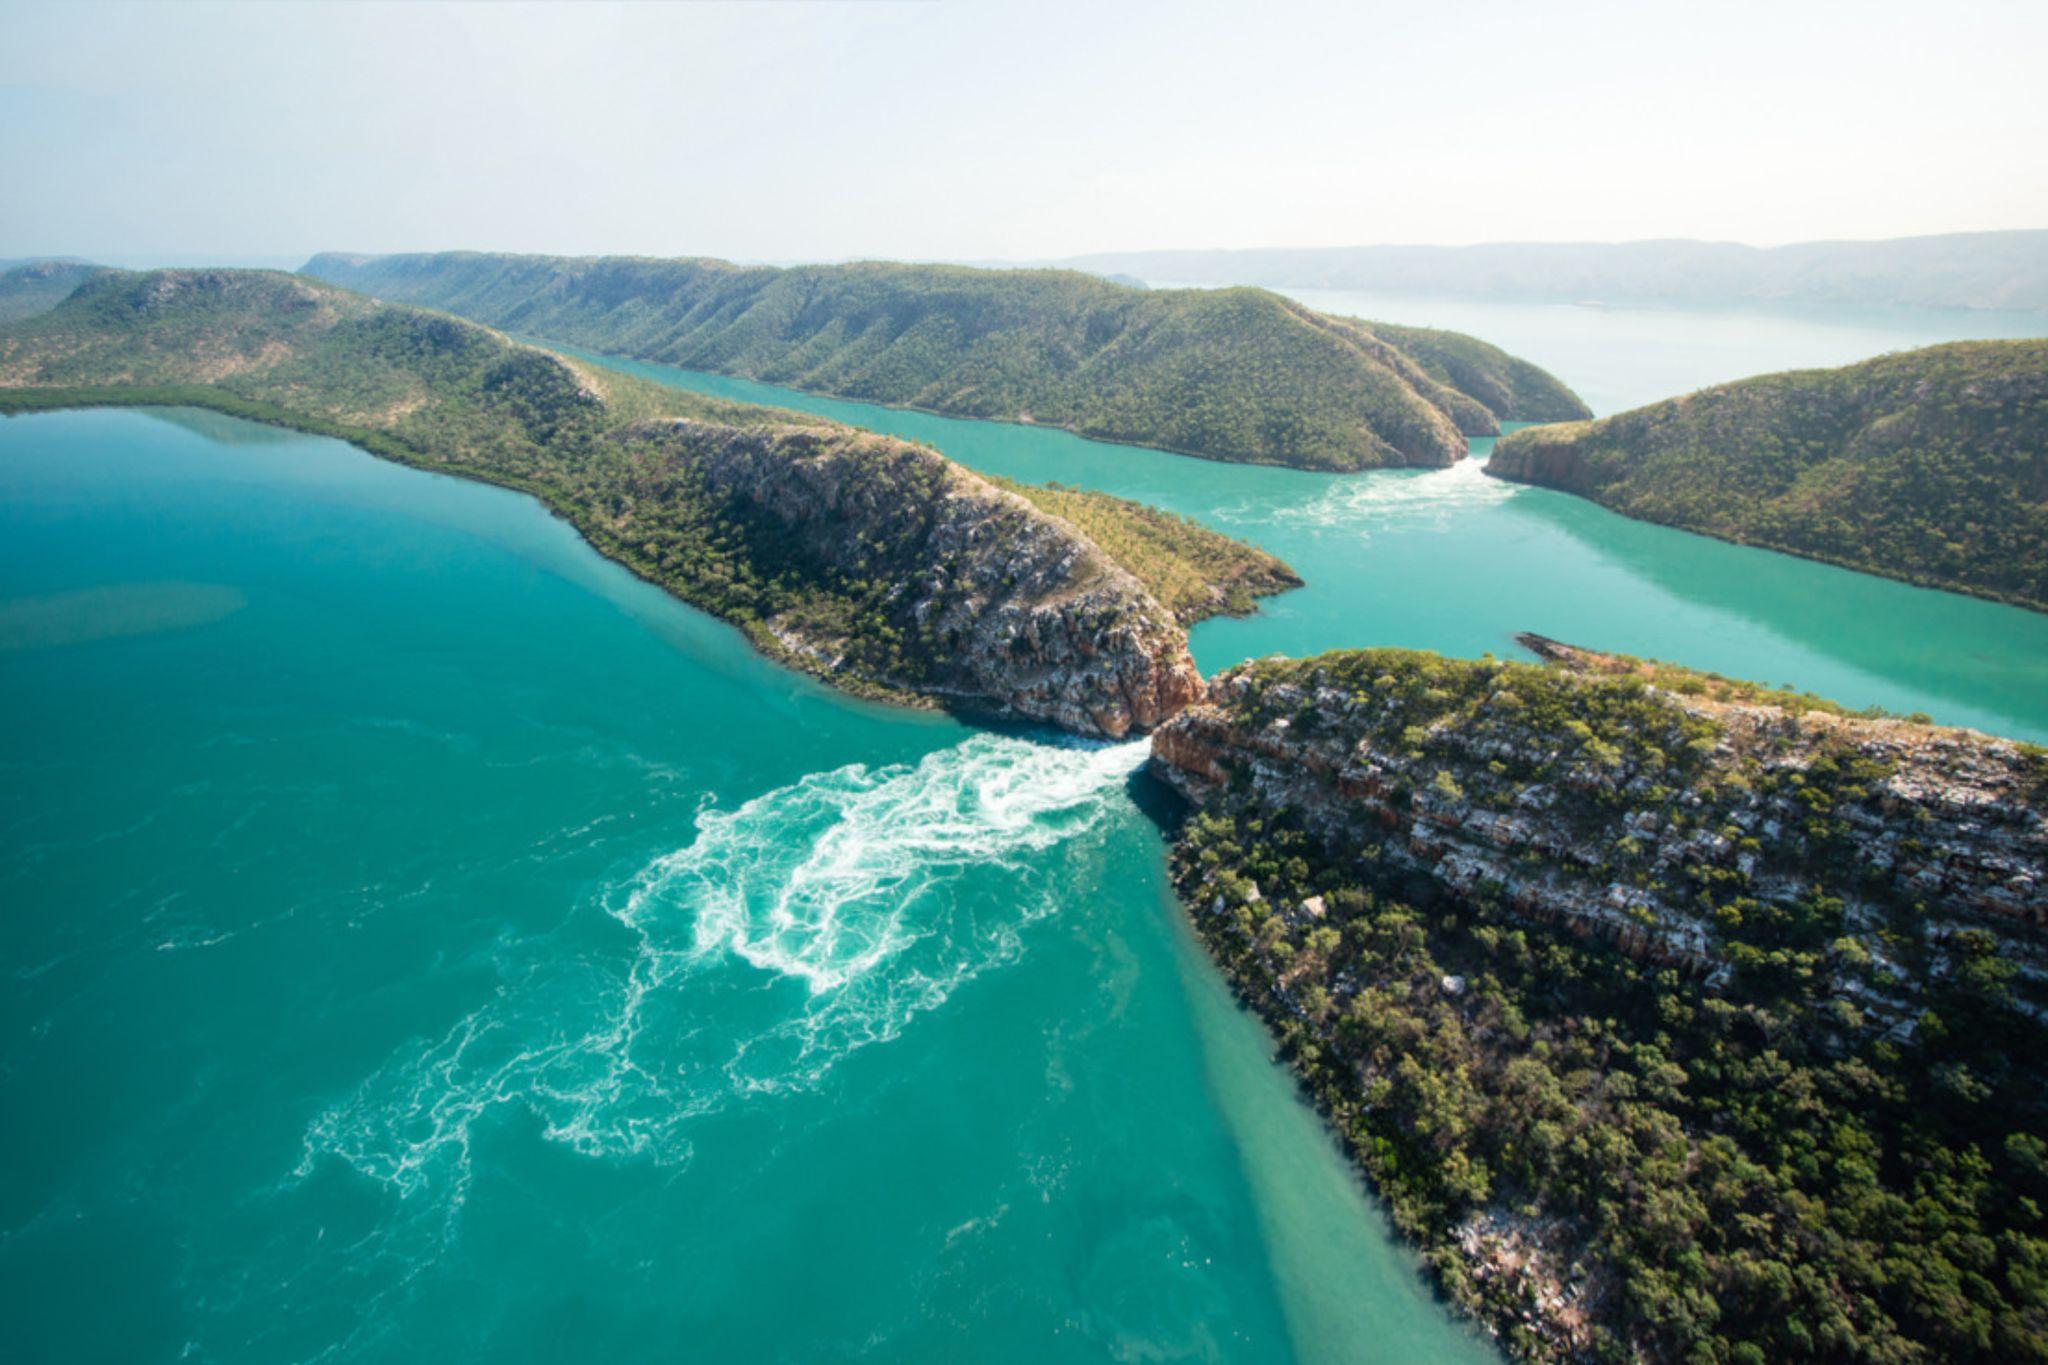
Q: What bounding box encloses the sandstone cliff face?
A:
[1481,421,1596,490]
[1153,645,2048,1362]
[1152,646,2046,1002]
[629,419,1203,738]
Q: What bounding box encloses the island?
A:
[300,251,1589,472]
[1150,640,2047,1362]
[1489,340,2048,612]
[0,268,1303,737]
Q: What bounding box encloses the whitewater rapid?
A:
[1212,454,1519,538]
[297,734,1150,1214]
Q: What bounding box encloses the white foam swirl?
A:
[1223,456,1518,534]
[624,734,1150,991]
[296,733,1147,1212]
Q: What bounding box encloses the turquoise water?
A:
[0,408,1496,1363]
[8,302,2048,1365]
[570,351,2048,744]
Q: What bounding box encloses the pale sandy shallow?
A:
[0,581,245,651]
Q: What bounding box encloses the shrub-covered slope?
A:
[0,268,1258,736]
[303,251,1588,470]
[989,477,1300,624]
[1490,340,2048,610]
[1152,642,2048,1362]
[1365,319,1591,425]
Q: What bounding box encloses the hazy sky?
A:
[3,0,2044,265]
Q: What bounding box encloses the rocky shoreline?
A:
[624,418,1205,738]
[1147,641,2048,1360]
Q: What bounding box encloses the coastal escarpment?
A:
[1489,339,2048,611]
[621,419,1202,737]
[1477,423,1591,488]
[303,250,1591,471]
[1157,644,2045,969]
[0,268,1239,739]
[1150,642,2048,1361]
[1284,305,1591,432]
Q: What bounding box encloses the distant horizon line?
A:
[9,226,2048,273]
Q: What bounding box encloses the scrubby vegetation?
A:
[1163,647,2048,1362]
[1490,341,2048,611]
[304,251,1589,471]
[989,476,1299,623]
[1365,319,1591,424]
[0,269,1262,710]
[1516,633,1931,722]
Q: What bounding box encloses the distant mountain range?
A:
[1055,231,2048,313]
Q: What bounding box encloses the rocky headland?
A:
[1150,639,2048,1361]
[617,418,1203,736]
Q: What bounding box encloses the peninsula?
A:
[1489,340,2048,611]
[301,251,1589,471]
[0,268,1303,736]
[1151,640,2048,1361]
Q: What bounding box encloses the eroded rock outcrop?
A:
[1148,641,2048,1361]
[628,419,1203,738]
[1154,642,2046,987]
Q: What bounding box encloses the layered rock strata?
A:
[629,418,1203,737]
[1153,641,2046,990]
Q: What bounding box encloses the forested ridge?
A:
[1489,340,2048,611]
[302,250,1588,471]
[988,476,1299,624]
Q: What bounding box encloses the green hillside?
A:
[303,251,1589,471]
[1489,340,2048,610]
[1366,318,1593,425]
